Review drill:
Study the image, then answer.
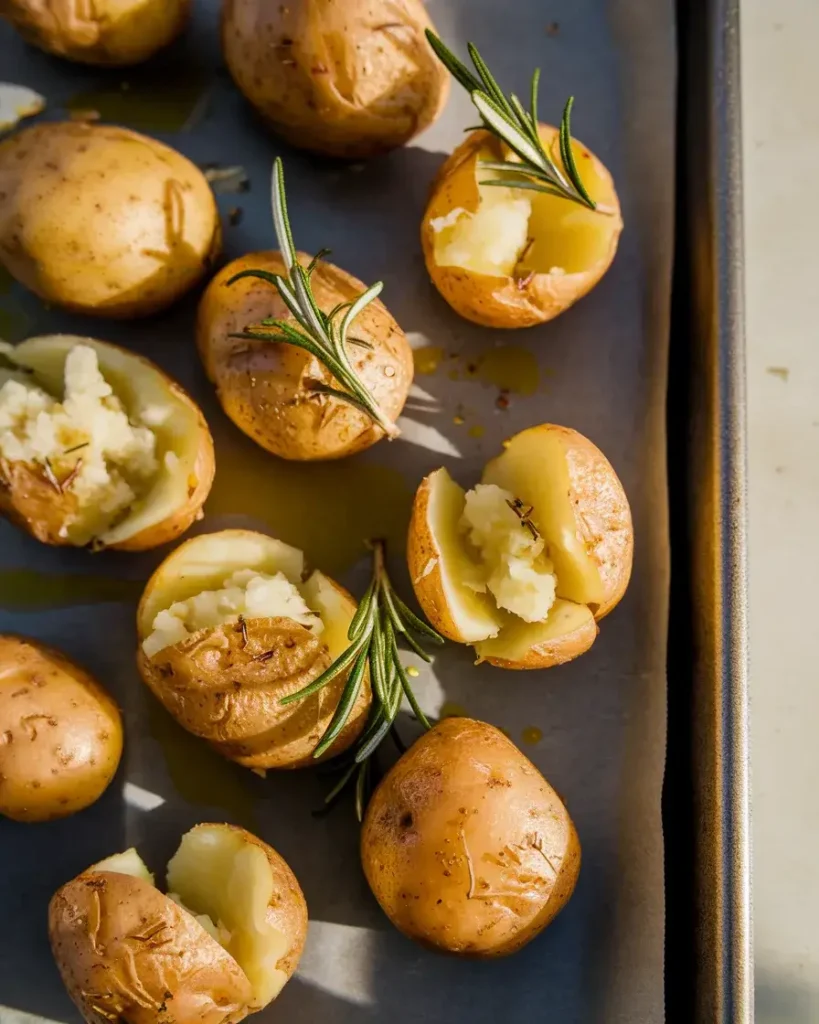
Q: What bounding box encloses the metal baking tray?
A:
[0,0,749,1021]
[665,0,751,1021]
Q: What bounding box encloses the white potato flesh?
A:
[0,344,158,544]
[90,847,154,883]
[167,825,289,1008]
[142,568,322,658]
[2,335,204,546]
[482,429,604,606]
[432,134,618,278]
[460,483,557,623]
[421,469,503,642]
[137,530,305,637]
[473,599,595,663]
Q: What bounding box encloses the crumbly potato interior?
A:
[432,134,618,278]
[0,335,204,546]
[460,483,557,623]
[91,847,155,883]
[142,569,323,658]
[167,825,289,1008]
[482,429,603,606]
[0,343,158,544]
[473,599,595,663]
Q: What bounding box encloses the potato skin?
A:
[197,250,413,460]
[0,0,190,66]
[0,338,215,551]
[137,613,371,769]
[49,871,254,1024]
[222,0,449,159]
[421,129,622,328]
[0,635,122,822]
[361,718,581,956]
[0,122,220,318]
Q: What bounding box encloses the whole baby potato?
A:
[0,122,220,318]
[222,0,450,159]
[361,717,581,956]
[197,251,413,460]
[0,0,190,66]
[0,634,123,822]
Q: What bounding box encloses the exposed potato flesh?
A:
[49,825,306,1024]
[0,634,123,822]
[422,127,622,328]
[0,336,214,550]
[167,824,306,1007]
[407,425,632,669]
[137,530,371,768]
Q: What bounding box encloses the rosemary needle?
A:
[425,31,602,212]
[281,539,444,818]
[227,158,400,438]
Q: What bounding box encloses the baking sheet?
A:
[0,1,676,1021]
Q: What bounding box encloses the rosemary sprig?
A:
[425,31,601,212]
[280,539,444,818]
[227,158,399,438]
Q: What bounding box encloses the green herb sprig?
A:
[426,31,603,212]
[280,539,443,818]
[227,158,399,438]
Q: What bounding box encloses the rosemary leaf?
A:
[313,647,369,758]
[279,628,371,706]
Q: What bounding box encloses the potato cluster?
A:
[0,0,636,1012]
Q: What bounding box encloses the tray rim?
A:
[665,0,751,1020]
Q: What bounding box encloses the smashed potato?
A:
[0,634,122,822]
[0,335,214,550]
[361,717,581,956]
[222,0,450,159]
[49,824,307,1023]
[136,529,372,768]
[408,424,633,668]
[421,127,622,327]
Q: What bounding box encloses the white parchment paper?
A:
[0,1,675,1020]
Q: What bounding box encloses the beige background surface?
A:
[742,1,819,1019]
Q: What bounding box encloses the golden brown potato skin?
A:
[361,718,581,956]
[0,0,190,66]
[0,635,122,822]
[197,250,413,460]
[421,128,622,328]
[0,458,81,548]
[0,122,220,318]
[49,871,254,1024]
[222,0,449,159]
[137,612,371,769]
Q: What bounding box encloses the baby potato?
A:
[0,0,190,66]
[136,529,372,768]
[222,0,450,159]
[0,335,215,551]
[407,424,633,669]
[361,717,581,956]
[0,122,220,318]
[421,127,622,328]
[0,634,122,822]
[197,251,413,461]
[49,823,307,1023]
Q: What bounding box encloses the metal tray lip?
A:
[665,0,751,1020]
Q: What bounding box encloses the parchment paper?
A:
[0,2,675,1021]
